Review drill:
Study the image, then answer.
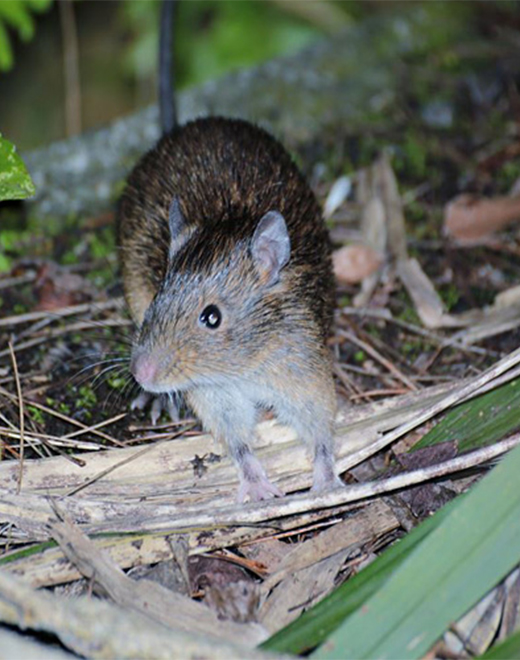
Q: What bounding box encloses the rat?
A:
[117,0,342,501]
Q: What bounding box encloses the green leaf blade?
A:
[415,379,520,453]
[314,442,520,659]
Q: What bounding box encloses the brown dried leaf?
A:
[397,258,467,329]
[34,262,93,311]
[377,152,408,261]
[444,193,520,243]
[333,244,383,285]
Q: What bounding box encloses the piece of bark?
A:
[50,515,267,647]
[353,165,388,306]
[0,628,77,660]
[0,569,285,660]
[378,152,408,262]
[240,539,290,574]
[260,552,347,634]
[261,499,399,593]
[259,500,399,633]
[494,284,520,309]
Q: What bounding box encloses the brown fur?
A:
[117,117,340,500]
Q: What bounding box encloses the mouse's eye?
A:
[199,304,222,329]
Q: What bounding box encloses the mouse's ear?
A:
[251,211,291,286]
[168,196,189,261]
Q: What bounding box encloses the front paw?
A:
[130,391,179,425]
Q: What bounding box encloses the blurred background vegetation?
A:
[0,0,363,150]
[2,0,487,151]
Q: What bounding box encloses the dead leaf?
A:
[204,581,260,624]
[333,244,383,285]
[378,152,408,261]
[397,258,467,329]
[444,193,520,243]
[494,284,520,309]
[34,262,93,311]
[393,442,459,518]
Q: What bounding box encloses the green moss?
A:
[366,325,382,341]
[401,341,417,356]
[89,227,115,260]
[0,253,11,272]
[437,48,462,73]
[0,229,22,251]
[439,283,460,312]
[402,132,428,180]
[395,298,420,326]
[497,160,520,193]
[45,396,70,416]
[77,385,97,408]
[107,373,127,390]
[27,405,44,424]
[61,248,78,265]
[354,350,365,363]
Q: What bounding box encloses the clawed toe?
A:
[130,391,152,411]
[130,391,179,424]
[237,477,284,503]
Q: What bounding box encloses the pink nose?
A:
[131,353,158,387]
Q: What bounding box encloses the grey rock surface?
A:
[22,8,454,223]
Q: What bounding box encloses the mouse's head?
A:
[130,197,293,393]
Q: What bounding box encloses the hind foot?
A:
[236,454,283,502]
[237,475,283,503]
[311,452,344,493]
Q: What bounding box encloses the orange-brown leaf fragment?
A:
[444,193,520,243]
[333,244,383,285]
[34,262,93,311]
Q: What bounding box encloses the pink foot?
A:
[311,456,344,493]
[237,476,283,503]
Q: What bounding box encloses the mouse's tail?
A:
[159,0,177,135]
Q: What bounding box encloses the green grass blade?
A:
[414,378,520,452]
[313,442,520,659]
